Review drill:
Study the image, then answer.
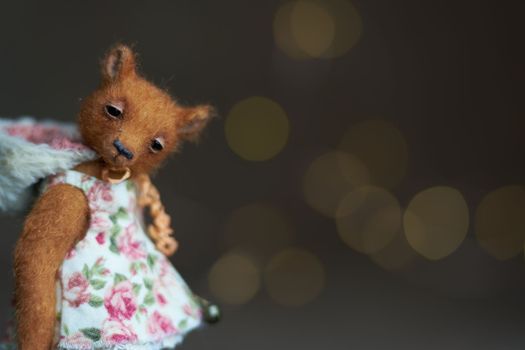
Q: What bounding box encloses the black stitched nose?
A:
[113,139,134,160]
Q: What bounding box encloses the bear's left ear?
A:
[177,105,216,142]
[101,44,137,83]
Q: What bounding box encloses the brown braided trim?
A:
[134,174,178,256]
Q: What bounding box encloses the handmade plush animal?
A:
[3,44,218,350]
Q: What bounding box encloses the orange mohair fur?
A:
[13,44,214,350]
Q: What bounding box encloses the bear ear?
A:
[177,105,216,143]
[101,44,137,83]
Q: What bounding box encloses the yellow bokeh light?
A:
[340,120,408,189]
[273,2,310,60]
[264,248,325,306]
[290,1,335,57]
[225,96,289,161]
[336,186,401,254]
[404,186,469,260]
[303,150,370,217]
[370,233,418,271]
[273,0,363,59]
[319,0,363,58]
[208,253,260,305]
[475,186,525,260]
[225,203,294,258]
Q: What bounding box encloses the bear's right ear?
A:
[101,44,137,83]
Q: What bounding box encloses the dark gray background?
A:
[1,0,525,349]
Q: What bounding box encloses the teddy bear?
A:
[2,44,219,350]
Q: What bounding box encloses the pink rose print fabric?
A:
[45,171,202,350]
[5,123,91,152]
[147,311,178,340]
[63,272,91,308]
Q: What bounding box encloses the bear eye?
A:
[150,137,165,153]
[105,104,123,119]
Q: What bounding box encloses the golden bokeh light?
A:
[475,186,525,260]
[336,186,401,254]
[273,1,310,60]
[404,186,469,260]
[370,233,418,271]
[303,150,370,217]
[264,248,325,306]
[225,203,294,258]
[274,0,363,59]
[208,253,260,305]
[340,120,408,189]
[321,0,363,58]
[225,96,289,161]
[290,1,335,57]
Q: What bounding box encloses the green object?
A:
[195,295,221,325]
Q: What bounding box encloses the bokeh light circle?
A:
[274,0,363,59]
[340,120,408,189]
[225,203,294,258]
[290,1,336,57]
[320,0,363,58]
[225,96,289,161]
[208,253,260,305]
[404,186,469,260]
[264,248,325,306]
[475,186,525,260]
[369,233,418,270]
[303,150,370,217]
[336,186,401,254]
[273,1,310,60]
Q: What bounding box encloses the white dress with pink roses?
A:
[45,170,202,350]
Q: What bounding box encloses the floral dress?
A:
[45,170,202,350]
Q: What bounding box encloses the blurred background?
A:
[1,0,525,349]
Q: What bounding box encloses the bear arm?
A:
[14,184,89,350]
